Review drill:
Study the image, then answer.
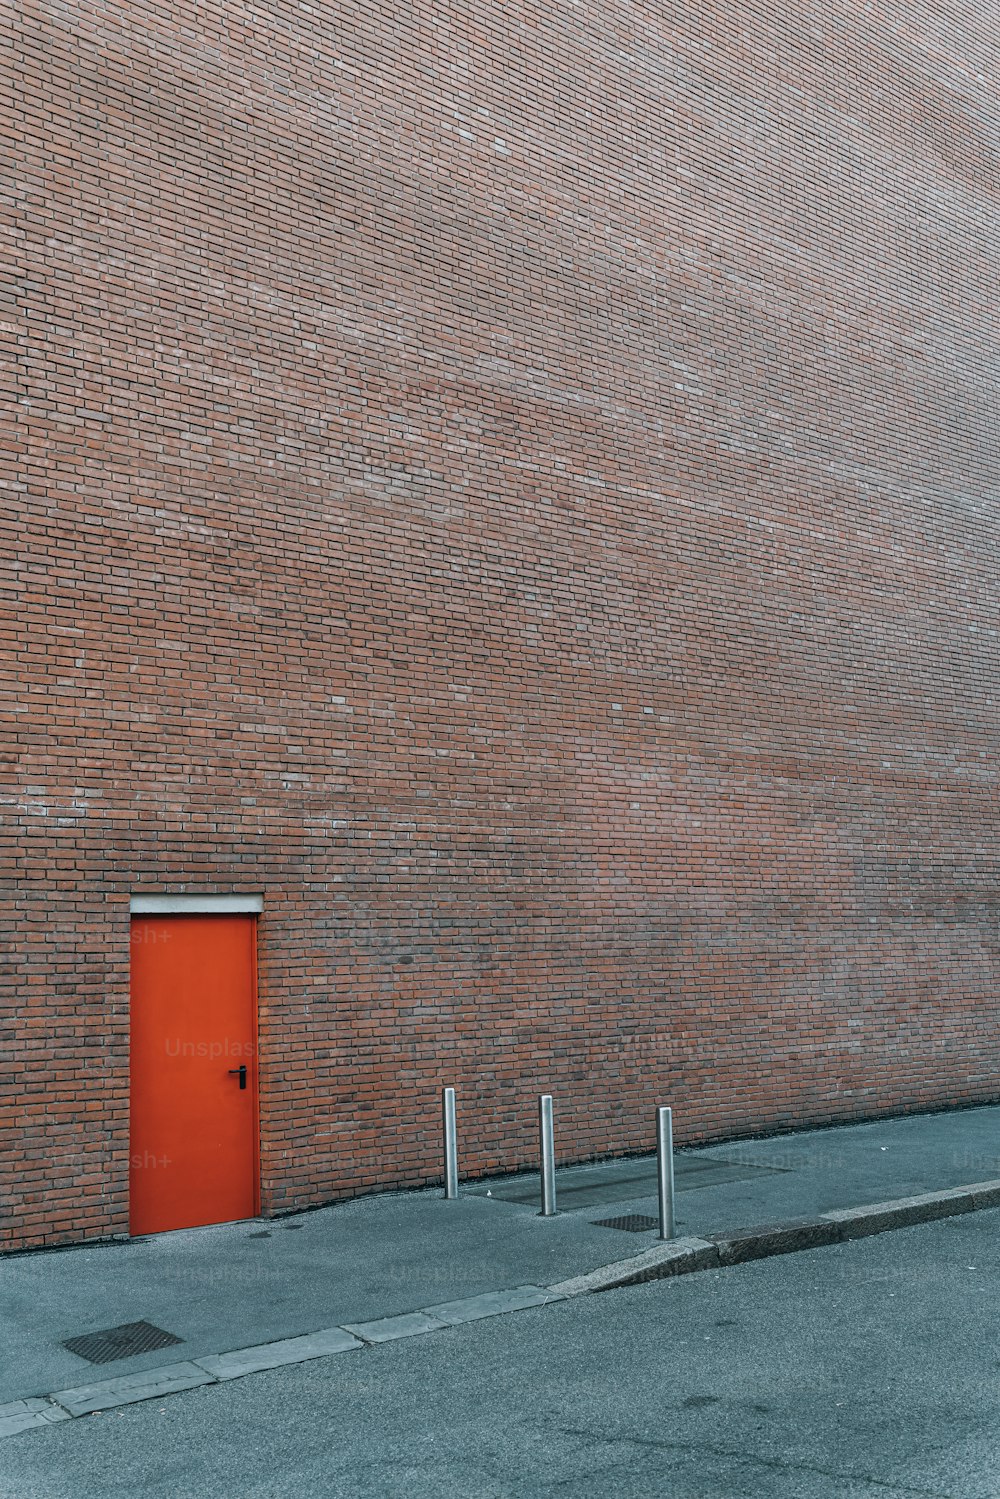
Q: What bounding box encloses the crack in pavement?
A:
[548,1425,955,1497]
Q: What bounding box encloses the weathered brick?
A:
[3,0,1000,1252]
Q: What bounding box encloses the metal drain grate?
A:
[592,1213,659,1233]
[62,1321,183,1365]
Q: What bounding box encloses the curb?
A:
[4,1180,1000,1442]
[556,1178,1000,1293]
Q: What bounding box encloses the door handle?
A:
[228,1065,247,1090]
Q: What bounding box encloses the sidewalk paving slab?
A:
[549,1236,720,1294]
[194,1328,362,1381]
[422,1286,560,1325]
[51,1362,215,1417]
[343,1312,448,1344]
[0,1399,71,1439]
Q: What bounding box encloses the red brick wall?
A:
[4,0,999,1249]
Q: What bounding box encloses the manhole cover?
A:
[592,1213,659,1233]
[62,1321,183,1365]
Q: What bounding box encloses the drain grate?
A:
[592,1213,659,1233]
[63,1321,183,1365]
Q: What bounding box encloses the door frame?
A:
[128,893,263,1230]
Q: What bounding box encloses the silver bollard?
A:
[539,1094,557,1216]
[656,1105,676,1240]
[442,1087,459,1200]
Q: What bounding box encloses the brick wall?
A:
[4,0,999,1249]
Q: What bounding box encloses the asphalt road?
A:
[5,1210,1000,1498]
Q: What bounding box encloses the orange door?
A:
[130,915,259,1234]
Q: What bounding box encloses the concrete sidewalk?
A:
[4,1103,1000,1409]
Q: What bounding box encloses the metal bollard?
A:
[442,1087,459,1200]
[656,1105,676,1240]
[539,1094,557,1216]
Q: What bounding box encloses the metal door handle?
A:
[228,1065,247,1089]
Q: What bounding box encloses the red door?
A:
[130,915,259,1234]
